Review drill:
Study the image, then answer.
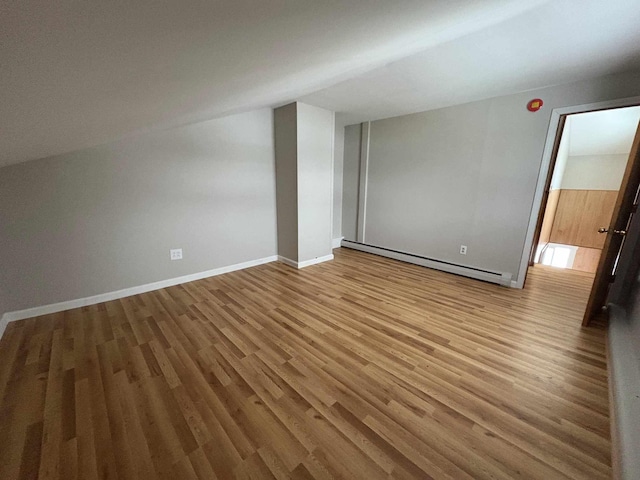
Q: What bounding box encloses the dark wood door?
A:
[583,120,640,326]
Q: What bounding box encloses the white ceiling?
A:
[303,0,640,125]
[567,106,640,157]
[2,0,640,166]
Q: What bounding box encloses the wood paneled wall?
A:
[535,189,616,273]
[549,189,618,249]
[573,247,602,273]
[539,189,561,245]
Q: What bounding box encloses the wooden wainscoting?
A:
[539,188,561,246]
[573,247,602,273]
[550,189,618,249]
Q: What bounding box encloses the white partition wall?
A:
[274,102,334,268]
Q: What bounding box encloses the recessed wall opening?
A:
[534,107,640,272]
[528,105,640,323]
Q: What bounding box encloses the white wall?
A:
[607,199,640,479]
[296,103,334,262]
[333,121,345,241]
[342,124,362,242]
[274,104,300,261]
[560,154,628,190]
[341,71,640,281]
[550,107,637,191]
[364,101,491,266]
[0,109,277,315]
[274,102,334,264]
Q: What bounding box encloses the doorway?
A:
[526,105,640,321]
[533,107,640,272]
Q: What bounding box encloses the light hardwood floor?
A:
[0,248,610,479]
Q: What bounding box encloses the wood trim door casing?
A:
[519,96,640,290]
[528,116,567,268]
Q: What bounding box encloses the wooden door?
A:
[583,120,640,326]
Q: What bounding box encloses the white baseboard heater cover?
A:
[341,240,513,287]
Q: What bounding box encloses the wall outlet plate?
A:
[170,248,183,260]
[460,245,467,255]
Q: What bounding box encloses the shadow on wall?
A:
[0,109,278,315]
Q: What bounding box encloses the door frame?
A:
[526,115,567,271]
[516,96,640,289]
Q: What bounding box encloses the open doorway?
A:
[520,96,640,326]
[532,107,640,275]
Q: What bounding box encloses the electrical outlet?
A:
[460,245,467,255]
[170,248,183,260]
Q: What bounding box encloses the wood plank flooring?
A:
[0,248,610,479]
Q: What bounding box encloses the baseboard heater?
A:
[341,240,513,287]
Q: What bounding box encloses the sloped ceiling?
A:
[302,0,640,125]
[2,0,640,166]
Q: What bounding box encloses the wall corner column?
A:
[274,102,335,268]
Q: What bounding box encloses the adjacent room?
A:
[534,107,640,275]
[2,1,640,479]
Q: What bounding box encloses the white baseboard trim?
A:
[332,237,344,249]
[0,255,278,339]
[277,256,298,268]
[342,240,513,287]
[278,254,334,269]
[299,254,334,268]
